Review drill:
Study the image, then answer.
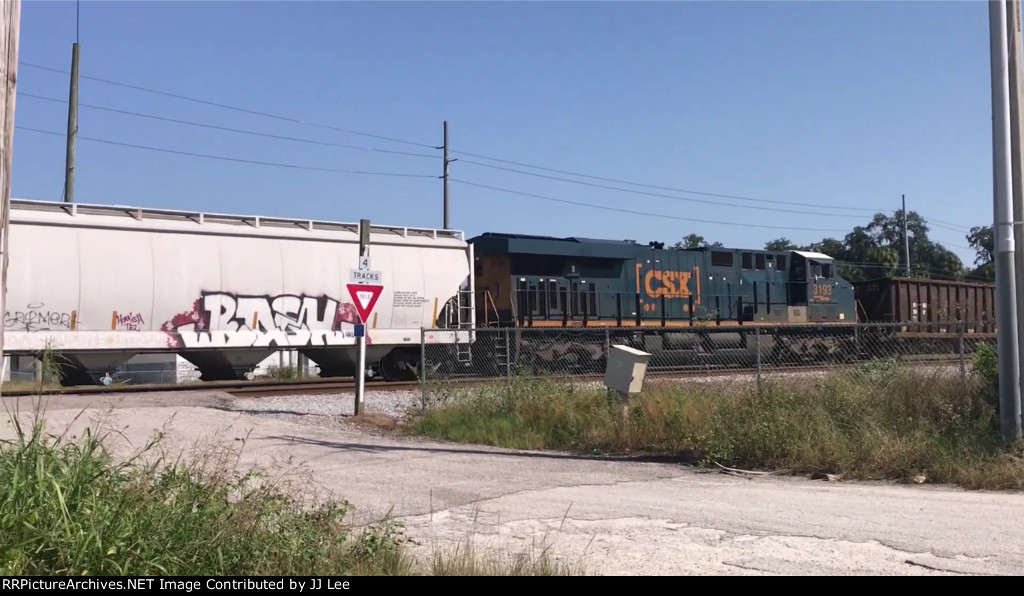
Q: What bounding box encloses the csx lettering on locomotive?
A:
[639,269,695,299]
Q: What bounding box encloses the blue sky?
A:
[9,1,998,266]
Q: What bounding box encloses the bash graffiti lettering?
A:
[160,292,369,349]
[4,303,74,332]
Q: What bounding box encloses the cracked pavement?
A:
[2,393,1024,575]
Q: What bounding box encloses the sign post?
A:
[348,218,384,416]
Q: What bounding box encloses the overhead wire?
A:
[457,156,974,233]
[21,61,975,231]
[836,259,993,281]
[451,148,891,214]
[457,158,875,220]
[20,61,439,149]
[14,114,975,245]
[16,61,980,238]
[452,178,978,257]
[16,126,437,178]
[19,92,438,159]
[450,178,853,232]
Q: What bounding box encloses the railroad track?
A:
[0,355,963,399]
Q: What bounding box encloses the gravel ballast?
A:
[227,388,424,422]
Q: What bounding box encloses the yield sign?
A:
[346,283,383,323]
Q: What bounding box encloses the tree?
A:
[764,238,798,251]
[966,226,995,281]
[804,238,845,257]
[799,210,966,282]
[673,234,722,250]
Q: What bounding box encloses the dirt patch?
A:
[345,412,400,432]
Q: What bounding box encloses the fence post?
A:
[504,328,512,394]
[958,321,966,392]
[420,327,427,409]
[755,327,762,395]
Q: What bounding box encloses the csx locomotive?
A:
[471,233,855,327]
[461,232,995,373]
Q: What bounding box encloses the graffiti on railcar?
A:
[4,303,74,332]
[112,311,145,331]
[160,292,370,348]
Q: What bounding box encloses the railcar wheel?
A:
[380,350,418,382]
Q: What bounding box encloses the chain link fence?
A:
[418,321,997,403]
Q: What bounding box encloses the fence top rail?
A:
[421,321,996,333]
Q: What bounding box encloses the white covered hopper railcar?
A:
[2,199,475,385]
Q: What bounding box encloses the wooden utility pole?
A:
[0,0,20,393]
[902,194,910,276]
[1007,0,1024,414]
[442,121,449,229]
[63,41,78,203]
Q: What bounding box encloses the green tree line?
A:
[673,211,994,284]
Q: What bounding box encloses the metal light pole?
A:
[989,0,1023,440]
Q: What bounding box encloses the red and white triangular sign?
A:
[346,283,383,323]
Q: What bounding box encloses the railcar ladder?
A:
[449,287,475,366]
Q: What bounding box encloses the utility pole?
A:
[442,121,449,229]
[63,40,78,203]
[0,0,20,394]
[902,194,910,276]
[1006,0,1024,416]
[989,0,1022,441]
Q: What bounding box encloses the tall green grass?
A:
[0,401,583,576]
[0,403,411,575]
[409,361,1024,490]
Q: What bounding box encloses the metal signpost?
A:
[347,219,383,416]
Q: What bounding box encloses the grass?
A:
[407,351,1024,491]
[0,401,582,576]
[431,542,584,576]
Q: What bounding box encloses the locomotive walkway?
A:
[1,391,1022,576]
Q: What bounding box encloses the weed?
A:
[408,366,1024,490]
[0,399,585,576]
[264,365,303,381]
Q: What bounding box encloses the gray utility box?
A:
[604,344,652,395]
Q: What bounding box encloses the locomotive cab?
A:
[786,250,855,323]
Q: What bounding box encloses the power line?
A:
[927,217,974,231]
[460,158,976,233]
[17,61,980,233]
[451,178,853,232]
[451,148,894,213]
[928,220,975,234]
[25,90,972,226]
[20,61,439,150]
[20,92,438,159]
[459,158,892,220]
[454,153,975,233]
[453,177,978,254]
[16,126,437,178]
[836,259,993,281]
